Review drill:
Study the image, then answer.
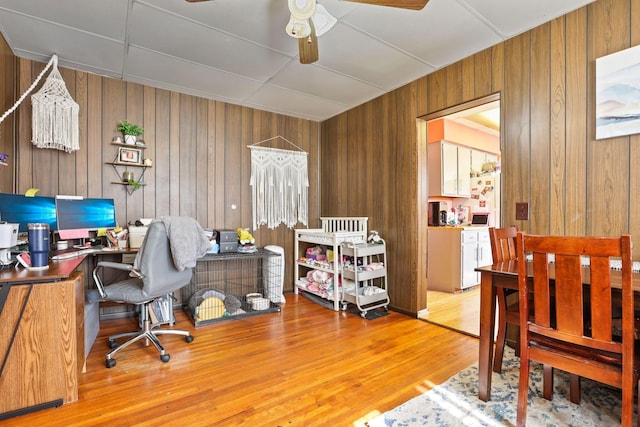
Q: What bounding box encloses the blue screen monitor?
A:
[0,193,57,232]
[55,197,117,231]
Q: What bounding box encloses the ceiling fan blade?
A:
[345,0,429,10]
[185,0,213,2]
[299,20,318,64]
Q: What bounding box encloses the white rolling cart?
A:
[341,239,389,317]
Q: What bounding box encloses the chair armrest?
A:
[92,262,143,299]
[96,261,134,272]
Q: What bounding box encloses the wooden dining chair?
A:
[488,226,519,373]
[515,232,639,427]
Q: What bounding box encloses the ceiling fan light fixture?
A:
[311,4,336,37]
[286,16,311,38]
[288,0,316,20]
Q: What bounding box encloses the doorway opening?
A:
[419,94,501,337]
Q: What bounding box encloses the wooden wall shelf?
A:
[107,141,151,194]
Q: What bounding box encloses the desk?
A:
[0,257,86,419]
[476,261,640,402]
[0,255,84,283]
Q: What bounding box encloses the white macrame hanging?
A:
[249,137,308,231]
[0,54,79,153]
[31,56,79,152]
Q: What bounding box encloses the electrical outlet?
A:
[516,202,529,220]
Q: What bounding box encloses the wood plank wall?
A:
[9,59,321,292]
[321,0,640,316]
[0,35,15,192]
[3,0,637,317]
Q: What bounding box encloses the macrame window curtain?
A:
[249,136,308,230]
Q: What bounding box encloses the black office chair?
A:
[90,217,210,368]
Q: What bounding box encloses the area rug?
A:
[369,347,629,426]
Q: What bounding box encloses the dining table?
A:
[476,259,640,402]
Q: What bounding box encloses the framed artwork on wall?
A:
[596,44,640,140]
[119,147,141,164]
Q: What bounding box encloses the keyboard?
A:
[51,248,99,261]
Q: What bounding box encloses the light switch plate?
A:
[516,202,529,220]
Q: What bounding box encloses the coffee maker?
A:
[428,201,448,226]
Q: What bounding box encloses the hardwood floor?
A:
[420,287,481,337]
[4,294,478,426]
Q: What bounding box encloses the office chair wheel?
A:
[106,358,116,368]
[185,335,194,343]
[108,339,118,349]
[160,354,170,363]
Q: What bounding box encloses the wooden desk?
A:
[476,261,639,402]
[0,255,84,283]
[0,257,87,419]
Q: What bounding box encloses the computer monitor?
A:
[55,197,117,239]
[0,193,57,232]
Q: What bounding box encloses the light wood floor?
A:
[420,287,481,337]
[3,294,478,426]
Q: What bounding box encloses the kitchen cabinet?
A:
[428,141,471,197]
[427,227,492,292]
[471,150,498,177]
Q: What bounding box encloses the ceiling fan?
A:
[185,0,429,64]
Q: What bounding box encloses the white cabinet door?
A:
[471,150,498,175]
[457,146,471,197]
[476,229,493,268]
[441,142,458,196]
[461,231,478,288]
[429,141,476,197]
[460,229,493,289]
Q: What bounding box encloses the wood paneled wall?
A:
[10,59,321,290]
[0,35,15,193]
[322,0,640,316]
[321,84,426,316]
[4,0,638,316]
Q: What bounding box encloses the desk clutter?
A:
[206,228,258,254]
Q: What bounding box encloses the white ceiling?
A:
[0,0,594,122]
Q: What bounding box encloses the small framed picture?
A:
[119,147,141,164]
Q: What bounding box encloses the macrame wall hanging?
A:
[0,54,79,153]
[31,55,79,152]
[249,136,308,230]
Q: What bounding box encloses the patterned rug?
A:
[369,348,629,426]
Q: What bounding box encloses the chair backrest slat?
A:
[554,253,585,335]
[531,252,552,328]
[489,226,518,262]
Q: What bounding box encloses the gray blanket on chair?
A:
[135,216,211,271]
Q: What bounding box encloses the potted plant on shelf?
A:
[117,120,144,145]
[127,178,143,190]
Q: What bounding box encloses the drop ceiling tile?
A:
[343,0,503,68]
[125,46,263,104]
[244,85,347,122]
[0,10,124,75]
[0,0,128,40]
[144,0,297,56]
[269,61,385,106]
[462,0,596,37]
[129,2,291,82]
[315,23,434,91]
